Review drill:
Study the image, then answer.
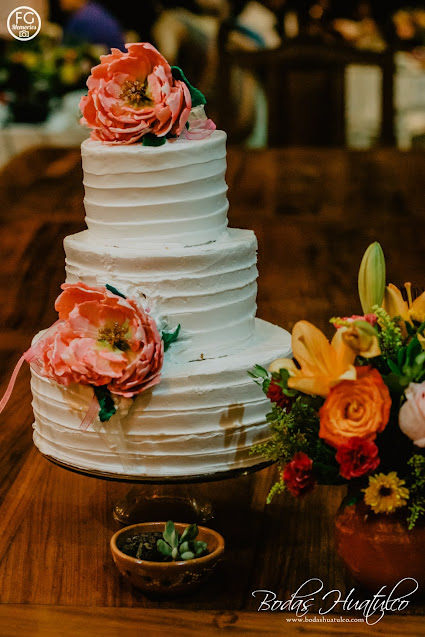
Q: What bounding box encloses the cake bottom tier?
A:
[31,319,291,478]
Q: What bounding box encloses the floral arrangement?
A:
[0,35,107,123]
[79,42,215,146]
[251,242,425,529]
[0,282,180,426]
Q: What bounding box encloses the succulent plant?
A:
[157,521,208,561]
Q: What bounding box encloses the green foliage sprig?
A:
[407,454,425,530]
[251,393,344,502]
[373,306,403,360]
[248,364,271,393]
[267,478,286,504]
[248,365,297,399]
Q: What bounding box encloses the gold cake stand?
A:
[42,453,274,525]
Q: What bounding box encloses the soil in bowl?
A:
[118,530,210,562]
[118,531,164,561]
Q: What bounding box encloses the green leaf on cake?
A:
[142,133,166,147]
[105,284,126,299]
[171,66,206,108]
[162,324,181,352]
[248,364,269,379]
[93,386,117,422]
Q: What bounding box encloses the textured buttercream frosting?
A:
[64,228,258,361]
[82,131,228,246]
[31,320,291,477]
[31,131,291,478]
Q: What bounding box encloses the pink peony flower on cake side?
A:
[33,282,164,397]
[80,43,192,144]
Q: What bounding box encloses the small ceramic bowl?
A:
[110,521,225,594]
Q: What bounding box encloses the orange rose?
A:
[319,367,391,448]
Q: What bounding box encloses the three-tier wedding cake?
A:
[27,44,291,477]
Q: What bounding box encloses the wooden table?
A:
[0,146,424,635]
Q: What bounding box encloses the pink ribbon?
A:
[0,353,28,415]
[0,323,61,416]
[79,393,99,431]
[183,118,216,140]
[0,319,100,430]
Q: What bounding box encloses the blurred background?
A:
[0,0,424,164]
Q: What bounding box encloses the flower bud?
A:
[358,242,386,314]
[340,321,381,358]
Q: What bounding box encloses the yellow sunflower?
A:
[363,472,409,514]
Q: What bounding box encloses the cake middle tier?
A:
[65,228,258,361]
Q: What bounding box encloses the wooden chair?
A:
[217,26,395,147]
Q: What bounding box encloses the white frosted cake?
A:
[28,44,291,478]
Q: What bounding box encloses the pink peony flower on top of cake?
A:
[79,43,192,144]
[32,282,164,397]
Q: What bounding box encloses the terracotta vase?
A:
[334,498,425,595]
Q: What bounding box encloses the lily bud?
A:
[340,321,381,358]
[358,242,386,314]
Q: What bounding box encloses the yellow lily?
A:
[269,320,356,398]
[383,282,425,334]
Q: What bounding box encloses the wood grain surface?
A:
[0,606,423,637]
[0,146,424,635]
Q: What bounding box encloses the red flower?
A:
[283,452,316,497]
[335,436,380,480]
[266,379,293,412]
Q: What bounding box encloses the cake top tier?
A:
[81,130,227,174]
[79,42,226,246]
[82,130,229,246]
